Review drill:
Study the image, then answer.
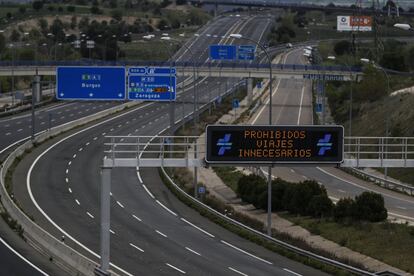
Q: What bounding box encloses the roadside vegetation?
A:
[0,0,211,93]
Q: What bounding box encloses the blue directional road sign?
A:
[238,45,255,60]
[57,67,126,100]
[210,45,237,60]
[232,99,240,109]
[128,67,176,101]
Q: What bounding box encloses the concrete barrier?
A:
[0,101,140,276]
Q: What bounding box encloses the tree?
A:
[10,30,20,42]
[109,0,117,8]
[111,9,123,21]
[90,5,101,14]
[333,197,355,222]
[19,48,35,61]
[334,40,352,56]
[32,1,44,11]
[355,65,387,102]
[308,194,333,218]
[38,18,48,32]
[407,46,414,71]
[354,192,387,222]
[0,34,5,54]
[67,5,76,12]
[19,6,26,14]
[70,16,77,29]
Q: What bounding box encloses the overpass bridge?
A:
[0,61,362,81]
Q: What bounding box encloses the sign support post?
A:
[99,166,111,275]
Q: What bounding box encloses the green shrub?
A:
[354,192,388,222]
[308,194,334,218]
[333,197,356,222]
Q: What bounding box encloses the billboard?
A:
[337,16,372,32]
[205,125,344,165]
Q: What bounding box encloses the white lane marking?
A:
[110,128,114,132]
[132,214,142,222]
[93,137,98,140]
[317,167,414,205]
[337,189,346,193]
[4,124,10,127]
[110,229,115,235]
[78,147,83,152]
[180,218,215,238]
[142,184,155,199]
[5,132,11,136]
[0,237,49,276]
[220,240,273,265]
[65,178,69,183]
[228,267,248,276]
[283,268,303,276]
[156,200,177,216]
[252,79,281,124]
[301,175,308,180]
[129,243,144,253]
[156,230,167,238]
[185,247,201,256]
[87,212,94,219]
[75,199,80,205]
[40,122,45,125]
[65,169,69,174]
[116,201,125,208]
[102,132,106,136]
[16,121,21,125]
[68,188,72,193]
[72,154,76,159]
[85,142,90,146]
[68,161,71,166]
[297,86,305,125]
[396,206,407,210]
[166,263,186,274]
[26,102,153,276]
[136,171,143,183]
[17,129,22,132]
[60,116,65,120]
[290,169,295,173]
[110,192,113,196]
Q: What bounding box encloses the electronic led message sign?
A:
[205,125,344,164]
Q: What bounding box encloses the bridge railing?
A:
[0,60,363,73]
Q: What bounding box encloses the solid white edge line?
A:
[185,247,201,256]
[297,86,305,125]
[180,218,215,238]
[155,230,167,238]
[283,268,303,276]
[129,243,144,253]
[0,237,49,276]
[220,240,273,265]
[156,200,177,216]
[75,199,80,206]
[136,171,143,184]
[251,79,281,125]
[317,167,414,205]
[142,184,155,199]
[26,103,154,276]
[132,214,142,222]
[86,212,94,219]
[228,266,248,276]
[166,263,186,274]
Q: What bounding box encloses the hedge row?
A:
[237,174,388,222]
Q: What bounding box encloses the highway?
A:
[13,15,330,276]
[251,46,414,224]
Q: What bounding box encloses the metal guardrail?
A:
[160,164,376,275]
[351,168,414,196]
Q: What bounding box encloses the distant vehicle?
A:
[286,43,292,48]
[305,46,313,50]
[235,14,241,17]
[179,33,185,37]
[162,33,169,36]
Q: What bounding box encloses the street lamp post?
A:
[160,36,200,198]
[361,58,390,179]
[328,56,354,138]
[230,33,274,236]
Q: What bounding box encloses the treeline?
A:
[237,174,388,223]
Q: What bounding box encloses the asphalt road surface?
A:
[16,15,330,276]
